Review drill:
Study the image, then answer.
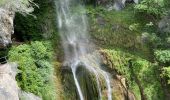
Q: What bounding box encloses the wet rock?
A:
[158,14,170,33]
[111,78,127,100]
[0,8,14,48]
[113,0,126,10]
[0,63,19,100]
[100,50,137,100]
[116,75,127,89]
[128,91,136,100]
[111,0,139,11]
[111,75,137,100]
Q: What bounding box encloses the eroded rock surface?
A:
[0,8,14,48]
[0,63,19,100]
[100,50,137,100]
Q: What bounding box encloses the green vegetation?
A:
[162,67,170,84]
[6,0,59,99]
[155,50,170,63]
[87,5,152,59]
[14,0,56,41]
[9,41,56,100]
[85,0,170,99]
[102,49,164,100]
[3,0,170,99]
[155,50,170,85]
[134,0,166,16]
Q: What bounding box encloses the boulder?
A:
[0,63,19,100]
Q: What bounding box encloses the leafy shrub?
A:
[162,67,170,84]
[8,41,56,100]
[155,50,170,63]
[14,0,56,41]
[164,0,170,8]
[101,49,131,76]
[134,0,166,16]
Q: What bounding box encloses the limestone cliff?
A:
[0,7,18,100]
[0,8,14,48]
[0,6,42,100]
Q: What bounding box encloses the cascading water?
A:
[55,0,112,100]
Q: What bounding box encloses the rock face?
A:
[0,6,19,100]
[19,91,42,100]
[0,63,19,100]
[0,62,42,100]
[0,8,14,48]
[113,0,139,10]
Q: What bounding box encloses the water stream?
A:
[55,0,112,99]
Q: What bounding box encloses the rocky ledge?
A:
[0,63,19,100]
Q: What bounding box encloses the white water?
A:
[55,0,112,100]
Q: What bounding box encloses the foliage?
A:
[102,49,164,100]
[134,0,166,16]
[101,49,131,76]
[6,0,169,99]
[164,0,170,9]
[8,41,56,100]
[87,5,165,99]
[14,0,56,41]
[129,23,140,31]
[131,59,164,100]
[162,67,170,84]
[155,50,170,85]
[155,50,170,63]
[87,5,151,59]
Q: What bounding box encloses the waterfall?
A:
[55,0,112,100]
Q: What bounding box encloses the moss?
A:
[101,49,165,100]
[54,62,64,100]
[87,5,158,60]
